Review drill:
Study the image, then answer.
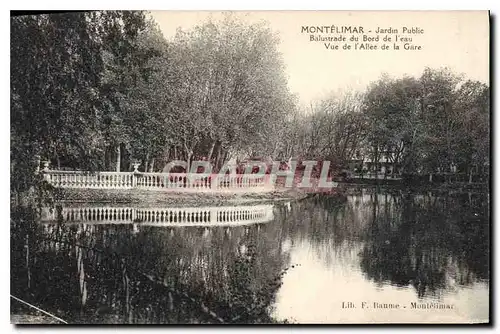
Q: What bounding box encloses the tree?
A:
[361,67,489,183]
[453,80,490,182]
[166,15,294,170]
[96,11,164,172]
[11,12,104,193]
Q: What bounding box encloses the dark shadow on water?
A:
[10,189,490,324]
[359,190,489,298]
[11,205,291,324]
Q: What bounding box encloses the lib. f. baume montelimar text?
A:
[342,301,454,309]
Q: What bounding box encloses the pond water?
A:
[10,189,490,324]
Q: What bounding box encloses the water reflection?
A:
[272,190,489,323]
[41,204,275,227]
[12,203,289,324]
[11,190,489,324]
[360,191,489,299]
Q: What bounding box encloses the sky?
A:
[150,11,489,105]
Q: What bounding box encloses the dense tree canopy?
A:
[282,67,489,182]
[11,11,490,196]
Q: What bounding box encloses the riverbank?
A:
[53,188,315,206]
[339,181,489,192]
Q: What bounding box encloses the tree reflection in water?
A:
[11,206,291,324]
[273,189,489,300]
[11,190,489,324]
[357,190,489,299]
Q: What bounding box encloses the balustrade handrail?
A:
[132,172,265,178]
[45,170,266,178]
[42,169,273,192]
[44,170,133,175]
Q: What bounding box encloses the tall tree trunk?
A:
[56,152,61,170]
[149,158,155,172]
[207,140,216,161]
[115,144,121,172]
[162,147,170,170]
[102,151,107,172]
[186,151,192,173]
[469,168,473,184]
[144,151,150,173]
[183,139,194,173]
[104,149,109,171]
[214,144,222,171]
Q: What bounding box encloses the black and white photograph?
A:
[9,10,490,324]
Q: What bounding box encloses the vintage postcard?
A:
[10,10,490,324]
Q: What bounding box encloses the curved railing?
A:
[47,171,134,189]
[40,204,275,227]
[43,170,273,193]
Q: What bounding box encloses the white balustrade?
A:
[213,174,268,190]
[45,171,134,189]
[40,204,274,227]
[43,170,273,193]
